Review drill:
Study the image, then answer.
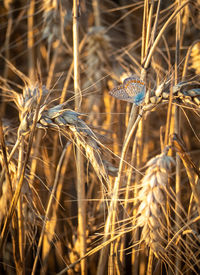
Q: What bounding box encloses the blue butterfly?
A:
[109,76,145,106]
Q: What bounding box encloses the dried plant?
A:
[0,0,200,274]
[83,26,112,125]
[137,147,174,257]
[189,42,200,75]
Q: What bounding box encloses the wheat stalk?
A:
[137,147,175,257]
[1,0,200,273]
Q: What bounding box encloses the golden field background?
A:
[0,0,200,274]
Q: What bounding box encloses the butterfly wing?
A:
[133,89,145,105]
[123,76,144,95]
[109,85,134,103]
[123,76,145,105]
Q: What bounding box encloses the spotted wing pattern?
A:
[109,85,134,103]
[109,76,145,106]
[123,76,145,97]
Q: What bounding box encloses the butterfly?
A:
[109,76,145,106]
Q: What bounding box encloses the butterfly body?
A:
[109,76,145,106]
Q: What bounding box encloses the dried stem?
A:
[73,1,87,274]
[174,0,182,273]
[27,0,35,81]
